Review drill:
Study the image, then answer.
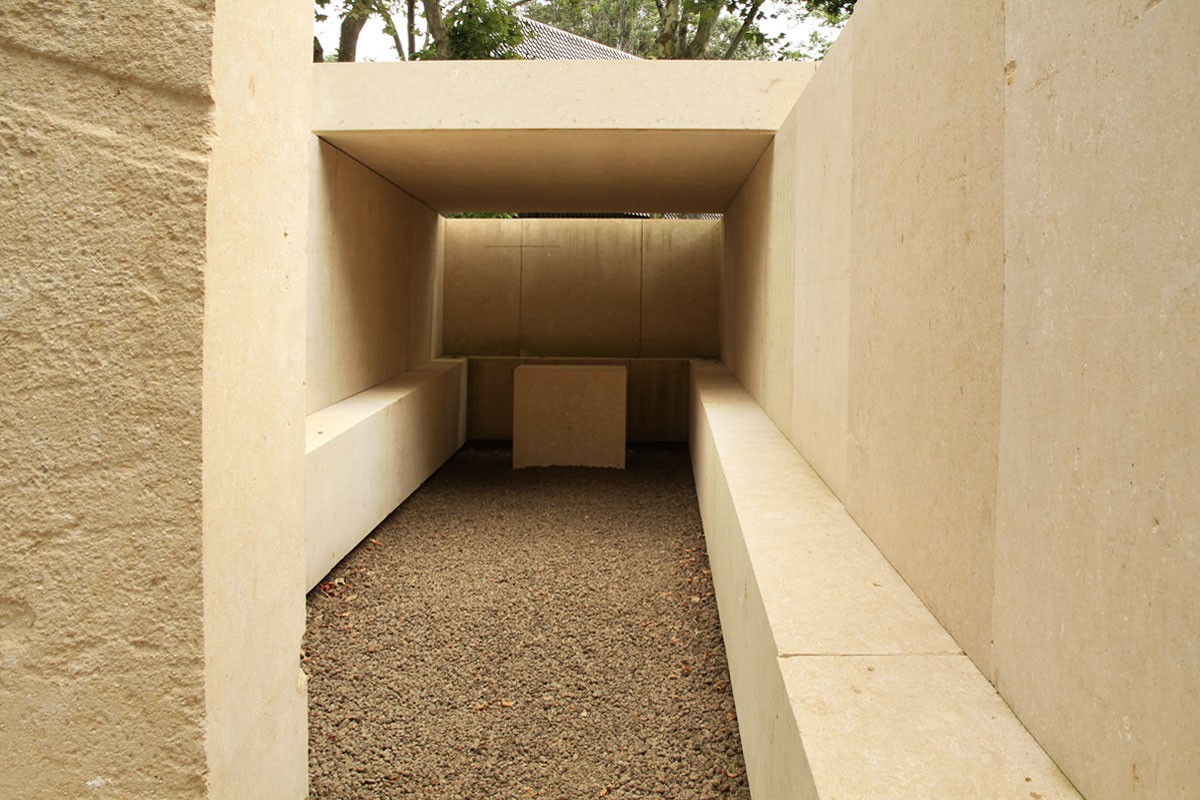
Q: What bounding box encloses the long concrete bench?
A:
[304,358,467,591]
[688,361,1080,799]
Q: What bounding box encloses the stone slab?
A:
[513,365,626,469]
[781,655,1079,799]
[689,361,1079,799]
[305,359,467,590]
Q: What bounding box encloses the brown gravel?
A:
[304,445,748,800]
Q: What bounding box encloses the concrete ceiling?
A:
[313,61,814,214]
[319,129,775,213]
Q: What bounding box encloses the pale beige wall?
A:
[845,0,1006,675]
[788,26,852,500]
[0,3,211,796]
[444,218,720,358]
[308,140,444,414]
[723,0,1198,794]
[203,0,311,795]
[992,3,1200,799]
[721,137,795,441]
[722,0,1004,676]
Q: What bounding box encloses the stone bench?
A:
[688,360,1080,799]
[304,359,466,591]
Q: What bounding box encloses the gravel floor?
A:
[304,445,748,799]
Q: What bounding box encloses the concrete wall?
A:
[308,140,444,414]
[722,1,1199,797]
[203,0,311,795]
[444,218,720,358]
[446,218,715,443]
[0,0,310,796]
[993,3,1200,798]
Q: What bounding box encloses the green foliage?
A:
[431,0,525,59]
[523,0,850,61]
[315,0,852,63]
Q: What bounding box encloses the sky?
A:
[313,2,841,62]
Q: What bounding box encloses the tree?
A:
[420,0,525,59]
[524,0,853,61]
[315,0,852,63]
[316,0,412,61]
[316,0,524,61]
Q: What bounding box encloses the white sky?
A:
[314,2,839,62]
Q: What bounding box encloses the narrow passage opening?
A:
[304,445,748,799]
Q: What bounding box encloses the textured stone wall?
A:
[0,2,214,796]
[1,0,312,796]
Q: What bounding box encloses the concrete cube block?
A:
[513,365,627,468]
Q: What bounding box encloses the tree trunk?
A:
[681,0,721,58]
[407,0,417,58]
[313,35,324,63]
[337,2,370,62]
[655,0,680,58]
[379,6,407,59]
[618,0,629,51]
[421,0,451,58]
[721,0,765,59]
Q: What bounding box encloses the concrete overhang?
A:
[313,61,814,213]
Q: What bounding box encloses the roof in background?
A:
[515,18,642,61]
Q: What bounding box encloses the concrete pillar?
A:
[0,0,310,795]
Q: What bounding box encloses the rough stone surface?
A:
[0,9,212,797]
[305,447,748,799]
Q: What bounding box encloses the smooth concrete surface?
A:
[787,25,852,500]
[443,218,522,356]
[325,130,775,214]
[202,1,311,795]
[640,221,721,358]
[722,0,1004,674]
[627,359,690,443]
[689,362,1078,799]
[720,1,1199,795]
[407,201,444,368]
[314,61,813,133]
[992,3,1200,798]
[845,0,1005,679]
[445,219,720,359]
[467,357,689,443]
[520,220,642,357]
[781,655,1079,799]
[722,141,794,442]
[305,359,467,591]
[313,63,813,213]
[513,365,627,469]
[308,140,444,413]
